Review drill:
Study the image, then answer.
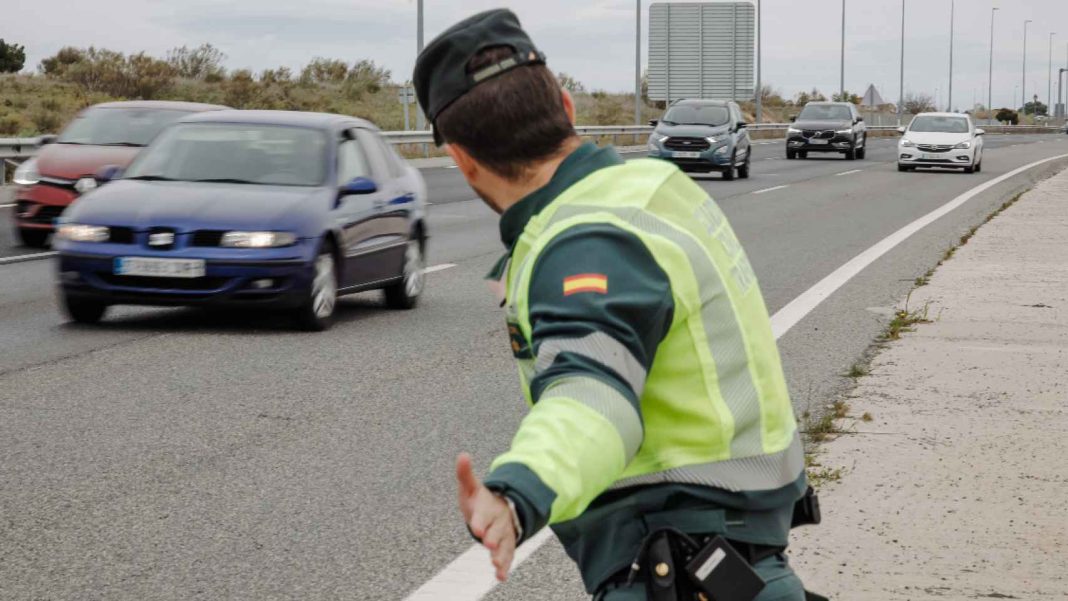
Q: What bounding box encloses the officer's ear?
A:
[444,143,479,181]
[561,88,577,125]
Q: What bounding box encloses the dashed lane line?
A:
[752,185,790,195]
[835,169,863,176]
[0,251,57,266]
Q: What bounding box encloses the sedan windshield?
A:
[662,105,730,127]
[909,116,970,134]
[798,104,853,121]
[57,108,192,146]
[124,124,328,187]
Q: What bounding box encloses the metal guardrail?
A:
[3,123,1063,166]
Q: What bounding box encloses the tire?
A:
[845,143,857,160]
[898,163,909,172]
[786,150,796,160]
[295,243,338,331]
[856,138,866,160]
[799,151,808,159]
[61,293,107,324]
[975,159,982,173]
[963,164,975,174]
[737,151,750,179]
[384,236,425,310]
[722,152,736,181]
[17,228,49,248]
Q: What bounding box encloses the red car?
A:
[11,100,228,247]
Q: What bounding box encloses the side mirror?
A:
[855,116,864,123]
[38,134,57,145]
[975,128,986,136]
[340,176,378,196]
[897,126,907,134]
[649,119,659,127]
[736,122,748,129]
[94,164,123,183]
[789,116,797,123]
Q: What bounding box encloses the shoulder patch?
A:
[563,273,608,296]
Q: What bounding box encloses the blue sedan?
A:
[54,110,428,330]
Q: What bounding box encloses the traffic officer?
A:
[414,9,816,600]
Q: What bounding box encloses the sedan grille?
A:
[802,130,836,140]
[190,230,226,247]
[108,227,136,244]
[21,204,65,224]
[916,144,954,153]
[663,137,711,152]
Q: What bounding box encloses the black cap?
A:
[414,9,546,145]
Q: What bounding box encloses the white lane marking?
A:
[446,165,460,169]
[405,151,1068,601]
[0,251,57,265]
[0,203,15,209]
[835,169,863,176]
[770,152,1068,338]
[425,263,457,274]
[752,185,789,195]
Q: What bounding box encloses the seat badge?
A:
[148,232,175,247]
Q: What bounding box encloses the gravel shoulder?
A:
[789,167,1068,599]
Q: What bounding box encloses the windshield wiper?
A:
[191,178,260,185]
[660,119,678,125]
[125,175,177,181]
[97,142,144,147]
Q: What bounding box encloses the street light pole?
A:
[840,0,846,99]
[1049,32,1056,118]
[756,0,762,124]
[635,0,642,125]
[899,0,905,124]
[988,7,998,124]
[1022,19,1031,115]
[416,0,425,131]
[948,0,954,111]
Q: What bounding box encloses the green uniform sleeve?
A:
[484,223,674,542]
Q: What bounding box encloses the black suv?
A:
[786,101,867,160]
[647,99,751,180]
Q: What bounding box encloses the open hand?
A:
[456,453,517,582]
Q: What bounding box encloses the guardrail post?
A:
[0,160,5,185]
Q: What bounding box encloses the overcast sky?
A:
[5,0,1068,111]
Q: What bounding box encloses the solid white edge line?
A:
[752,185,789,194]
[835,169,863,176]
[770,152,1068,338]
[0,203,15,209]
[425,263,457,274]
[0,251,57,265]
[404,152,1068,601]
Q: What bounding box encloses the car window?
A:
[909,116,971,134]
[354,129,393,181]
[798,104,853,121]
[361,129,406,179]
[59,107,193,146]
[337,138,371,186]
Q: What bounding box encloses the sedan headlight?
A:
[74,177,98,194]
[713,145,730,156]
[13,158,40,185]
[56,224,109,242]
[657,135,669,143]
[787,127,802,134]
[900,139,916,147]
[954,141,972,149]
[836,128,853,135]
[705,136,717,144]
[220,231,297,248]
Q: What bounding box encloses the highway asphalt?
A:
[1,134,1067,600]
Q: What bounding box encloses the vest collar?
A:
[498,142,624,250]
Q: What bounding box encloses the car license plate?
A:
[114,257,205,278]
[921,153,943,160]
[672,151,702,159]
[808,138,829,145]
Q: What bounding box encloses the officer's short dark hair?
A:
[435,46,576,181]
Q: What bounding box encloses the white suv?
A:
[898,112,984,174]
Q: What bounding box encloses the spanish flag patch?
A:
[563,273,608,296]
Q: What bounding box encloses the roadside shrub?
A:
[996,108,1019,125]
[0,114,22,135]
[223,69,259,108]
[300,58,348,85]
[166,44,226,81]
[31,109,62,133]
[40,47,175,99]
